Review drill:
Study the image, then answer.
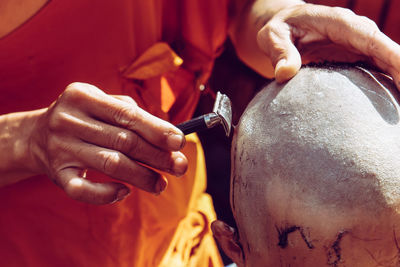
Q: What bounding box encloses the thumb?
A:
[57,167,130,205]
[257,20,302,83]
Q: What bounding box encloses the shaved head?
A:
[214,65,400,267]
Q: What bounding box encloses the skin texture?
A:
[1,0,400,205]
[230,0,400,88]
[213,65,400,266]
[0,83,187,204]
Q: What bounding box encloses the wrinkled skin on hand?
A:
[256,3,400,87]
[29,82,187,205]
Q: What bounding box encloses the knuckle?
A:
[357,17,380,56]
[119,95,137,105]
[64,82,86,97]
[63,82,98,103]
[123,95,134,101]
[257,29,268,47]
[331,6,355,20]
[360,16,378,29]
[47,111,71,131]
[101,151,122,175]
[112,131,139,153]
[328,7,356,30]
[113,105,139,128]
[257,24,278,57]
[367,30,380,53]
[65,82,84,91]
[259,22,278,42]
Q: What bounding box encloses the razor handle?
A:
[176,113,221,135]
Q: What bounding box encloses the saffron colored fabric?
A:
[0,1,229,266]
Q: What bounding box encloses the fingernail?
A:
[155,177,167,195]
[276,58,287,70]
[173,156,188,176]
[275,59,287,79]
[116,187,130,202]
[167,133,185,151]
[275,58,297,83]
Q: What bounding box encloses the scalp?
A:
[231,64,400,252]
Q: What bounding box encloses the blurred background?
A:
[195,0,400,264]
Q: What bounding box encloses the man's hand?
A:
[231,1,400,88]
[258,3,400,85]
[29,82,187,205]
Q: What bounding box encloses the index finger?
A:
[67,83,185,151]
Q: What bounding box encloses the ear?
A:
[211,220,245,266]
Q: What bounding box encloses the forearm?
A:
[229,0,304,78]
[0,109,44,186]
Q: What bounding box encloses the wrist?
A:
[0,109,47,185]
[25,108,48,175]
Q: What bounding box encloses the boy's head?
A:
[212,65,400,266]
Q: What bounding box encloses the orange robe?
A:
[0,1,229,266]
